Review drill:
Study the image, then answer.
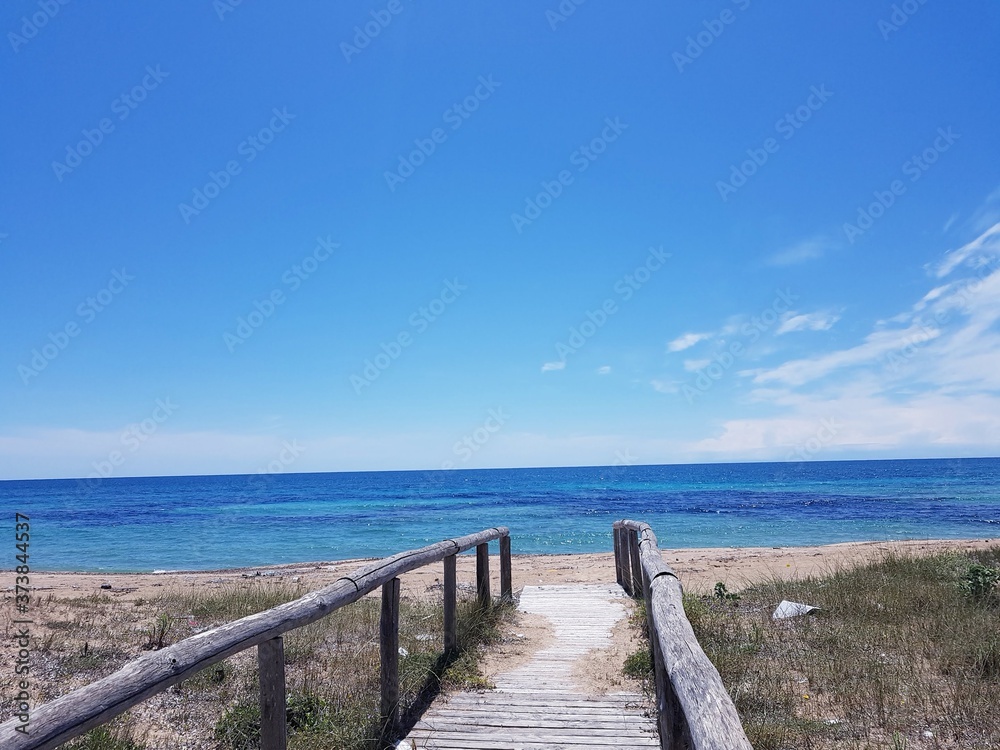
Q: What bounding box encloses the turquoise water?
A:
[1,458,997,571]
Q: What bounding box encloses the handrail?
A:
[613,520,752,750]
[0,527,512,750]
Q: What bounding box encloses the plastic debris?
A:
[772,600,819,619]
[398,646,409,657]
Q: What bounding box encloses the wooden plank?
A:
[379,577,401,735]
[476,542,490,606]
[401,583,658,750]
[443,553,457,653]
[257,637,287,750]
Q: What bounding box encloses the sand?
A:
[13,537,996,601]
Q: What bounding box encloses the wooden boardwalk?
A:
[401,583,658,749]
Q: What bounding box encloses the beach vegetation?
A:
[62,722,143,750]
[686,547,1000,749]
[13,576,512,750]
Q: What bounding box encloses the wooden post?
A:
[625,527,636,595]
[258,637,287,750]
[613,526,624,588]
[379,577,401,736]
[476,542,491,606]
[443,554,457,652]
[629,530,642,598]
[500,535,512,602]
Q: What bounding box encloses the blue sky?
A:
[2,0,999,480]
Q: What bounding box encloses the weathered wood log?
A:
[500,535,512,601]
[0,527,509,750]
[476,542,491,606]
[258,637,287,750]
[443,553,457,652]
[615,519,752,750]
[649,573,749,750]
[380,577,401,735]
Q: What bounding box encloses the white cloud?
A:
[541,361,565,372]
[683,358,711,372]
[765,237,830,267]
[931,221,1000,278]
[596,365,611,375]
[667,332,712,352]
[677,220,1000,461]
[651,379,679,394]
[776,310,841,335]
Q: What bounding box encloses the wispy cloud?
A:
[765,237,830,267]
[931,221,1000,278]
[541,361,566,372]
[667,332,712,352]
[596,365,611,375]
[776,310,841,335]
[676,221,1000,461]
[683,358,711,372]
[651,379,679,394]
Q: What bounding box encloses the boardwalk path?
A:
[402,583,658,749]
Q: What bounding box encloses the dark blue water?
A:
[0,458,997,571]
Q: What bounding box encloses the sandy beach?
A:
[14,537,996,601]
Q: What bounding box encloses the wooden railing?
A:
[613,520,752,750]
[0,527,512,750]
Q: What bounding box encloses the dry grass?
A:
[1,578,513,750]
[684,547,1000,750]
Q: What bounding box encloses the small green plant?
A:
[215,696,260,750]
[144,613,174,650]
[63,724,144,750]
[961,562,1000,604]
[623,648,654,679]
[714,582,741,603]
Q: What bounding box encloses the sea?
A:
[1,458,998,572]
